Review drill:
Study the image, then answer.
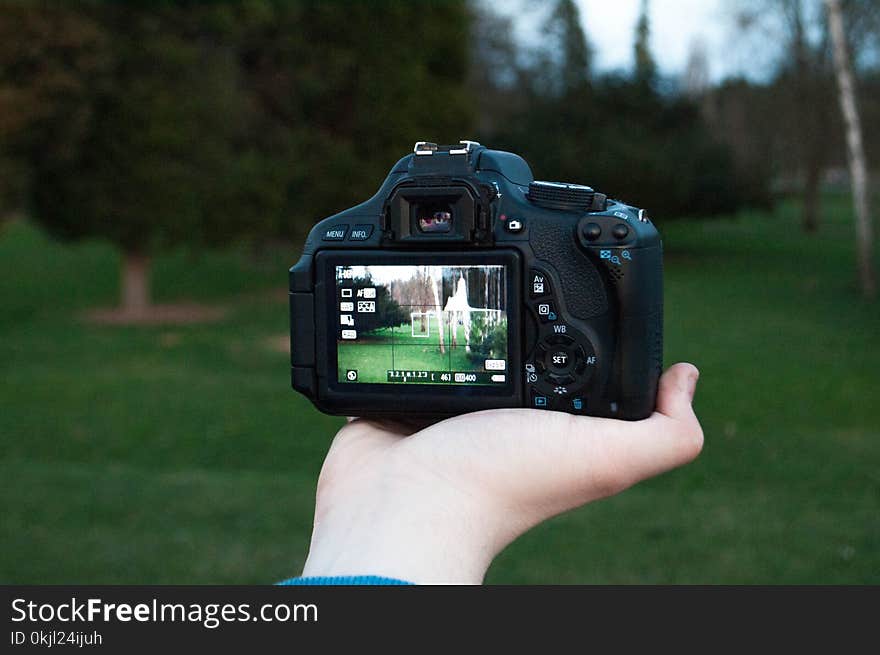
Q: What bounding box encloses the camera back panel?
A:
[290,142,663,420]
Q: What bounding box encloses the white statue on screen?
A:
[443,274,473,352]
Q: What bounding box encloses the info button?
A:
[349,224,374,241]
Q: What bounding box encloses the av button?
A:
[529,270,551,297]
[322,225,348,241]
[349,224,374,241]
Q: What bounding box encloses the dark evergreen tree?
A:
[633,0,657,87]
[1,1,473,315]
[539,0,592,96]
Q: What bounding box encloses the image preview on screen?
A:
[335,264,508,385]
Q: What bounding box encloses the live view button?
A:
[349,224,374,241]
[322,225,348,241]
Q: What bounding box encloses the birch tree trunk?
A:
[825,0,876,298]
[430,268,445,354]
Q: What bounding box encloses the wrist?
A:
[302,467,500,584]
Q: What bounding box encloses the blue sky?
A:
[578,0,732,78]
[494,0,767,82]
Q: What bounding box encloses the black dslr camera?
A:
[289,141,663,420]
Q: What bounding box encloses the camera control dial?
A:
[528,328,598,411]
[527,181,607,212]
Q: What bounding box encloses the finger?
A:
[655,362,700,419]
[564,363,704,495]
[621,363,704,478]
[427,364,703,519]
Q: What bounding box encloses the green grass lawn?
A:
[1,195,878,583]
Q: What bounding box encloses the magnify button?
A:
[622,250,632,261]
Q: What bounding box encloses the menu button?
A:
[322,225,348,241]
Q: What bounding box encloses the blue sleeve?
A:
[277,575,413,585]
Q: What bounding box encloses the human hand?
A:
[301,363,703,584]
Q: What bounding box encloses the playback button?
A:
[532,393,550,409]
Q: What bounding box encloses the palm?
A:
[308,363,703,582]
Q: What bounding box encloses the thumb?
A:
[655,362,700,421]
[579,362,704,495]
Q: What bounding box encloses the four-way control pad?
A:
[526,269,599,412]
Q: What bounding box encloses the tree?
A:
[0,5,107,220]
[634,0,657,88]
[466,2,524,137]
[733,0,836,232]
[789,0,832,233]
[5,1,474,316]
[236,0,473,241]
[470,0,761,220]
[491,0,595,182]
[348,275,406,334]
[682,38,710,98]
[697,79,777,212]
[826,0,876,298]
[26,3,268,315]
[539,0,592,96]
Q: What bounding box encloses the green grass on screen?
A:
[337,322,498,383]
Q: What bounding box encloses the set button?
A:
[545,347,575,374]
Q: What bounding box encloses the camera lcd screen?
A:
[335,264,508,386]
